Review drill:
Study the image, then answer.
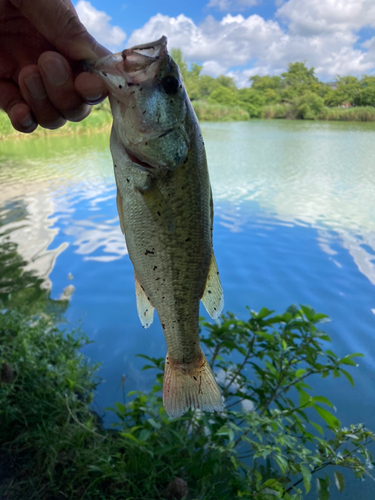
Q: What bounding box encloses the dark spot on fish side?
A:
[143,110,146,114]
[114,164,117,168]
[118,85,122,89]
[102,72,107,77]
[153,266,157,270]
[162,323,165,328]
[145,249,154,255]
[193,376,197,381]
[126,178,130,183]
[128,82,134,86]
[157,211,161,216]
[185,238,190,242]
[208,290,211,294]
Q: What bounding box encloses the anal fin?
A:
[135,274,154,328]
[201,251,224,320]
[163,351,224,418]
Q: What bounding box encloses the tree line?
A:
[172,49,375,120]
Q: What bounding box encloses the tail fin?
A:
[163,352,224,418]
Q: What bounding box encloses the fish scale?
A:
[86,36,224,417]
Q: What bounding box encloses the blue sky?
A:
[75,0,375,87]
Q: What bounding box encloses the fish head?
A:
[84,37,190,172]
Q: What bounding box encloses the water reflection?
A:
[203,120,375,285]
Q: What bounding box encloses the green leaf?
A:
[148,418,161,429]
[313,313,330,321]
[300,305,315,320]
[314,405,340,429]
[311,421,324,435]
[312,396,335,409]
[115,402,126,414]
[340,368,355,387]
[255,307,274,319]
[340,357,358,366]
[300,464,311,493]
[317,475,330,500]
[334,471,345,492]
[297,387,312,408]
[119,432,139,443]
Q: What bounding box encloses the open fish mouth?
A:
[82,37,168,83]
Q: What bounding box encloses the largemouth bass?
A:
[86,37,224,417]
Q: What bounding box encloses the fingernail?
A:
[85,92,105,105]
[19,114,34,128]
[25,74,47,100]
[42,58,69,87]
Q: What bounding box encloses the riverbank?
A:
[0,105,112,140]
[264,104,375,121]
[0,304,373,500]
[2,101,375,140]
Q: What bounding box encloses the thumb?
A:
[9,0,110,60]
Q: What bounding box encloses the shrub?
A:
[192,100,250,121]
[292,92,325,119]
[0,305,373,499]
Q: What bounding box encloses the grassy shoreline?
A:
[2,101,375,140]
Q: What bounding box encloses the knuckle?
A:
[57,6,87,41]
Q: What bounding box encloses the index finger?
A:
[9,0,110,60]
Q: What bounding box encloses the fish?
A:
[85,36,224,417]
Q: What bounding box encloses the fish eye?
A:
[161,75,180,95]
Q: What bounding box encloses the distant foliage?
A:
[1,305,374,499]
[170,50,375,121]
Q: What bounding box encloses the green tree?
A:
[237,87,265,117]
[282,61,319,87]
[250,75,282,91]
[293,91,325,119]
[208,85,239,107]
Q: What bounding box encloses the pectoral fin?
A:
[116,187,125,235]
[201,252,224,320]
[135,274,155,328]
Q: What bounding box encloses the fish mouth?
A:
[82,37,168,83]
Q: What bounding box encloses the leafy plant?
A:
[0,305,373,500]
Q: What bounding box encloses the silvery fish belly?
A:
[86,37,224,417]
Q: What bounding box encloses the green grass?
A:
[192,100,250,121]
[263,104,375,121]
[0,105,112,140]
[318,106,375,121]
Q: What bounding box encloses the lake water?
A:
[1,120,375,497]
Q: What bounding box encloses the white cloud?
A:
[277,0,375,36]
[128,11,375,82]
[128,13,284,68]
[201,61,228,78]
[207,0,258,12]
[75,1,126,49]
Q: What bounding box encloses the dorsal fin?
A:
[116,187,125,235]
[201,252,224,320]
[135,274,155,328]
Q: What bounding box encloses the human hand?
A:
[0,0,110,133]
